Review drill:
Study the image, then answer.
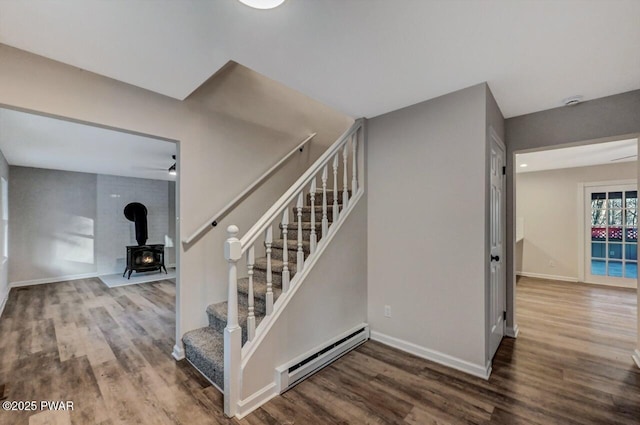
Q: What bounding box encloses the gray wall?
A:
[9,166,175,283]
[505,89,640,354]
[0,148,9,309]
[9,167,97,283]
[367,83,489,371]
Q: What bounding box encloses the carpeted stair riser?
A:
[270,240,310,262]
[236,278,283,315]
[252,261,298,286]
[182,327,224,388]
[295,205,342,222]
[306,191,351,205]
[206,302,265,346]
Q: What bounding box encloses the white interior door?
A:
[489,131,506,359]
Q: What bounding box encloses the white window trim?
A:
[577,179,637,288]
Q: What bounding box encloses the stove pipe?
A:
[124,202,148,246]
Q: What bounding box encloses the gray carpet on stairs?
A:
[182,190,350,389]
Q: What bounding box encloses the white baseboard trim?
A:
[370,331,491,380]
[236,383,278,419]
[10,272,99,288]
[516,271,577,283]
[632,349,640,369]
[505,325,520,338]
[172,344,185,361]
[0,286,9,319]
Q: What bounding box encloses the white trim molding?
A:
[632,349,640,369]
[236,383,279,419]
[505,325,520,338]
[370,331,491,380]
[516,271,577,283]
[172,344,185,361]
[10,272,99,288]
[0,286,9,318]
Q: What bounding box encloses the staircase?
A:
[182,193,345,389]
[181,119,364,417]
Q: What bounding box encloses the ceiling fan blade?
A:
[610,154,637,162]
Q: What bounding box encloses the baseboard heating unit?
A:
[276,325,369,393]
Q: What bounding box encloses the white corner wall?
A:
[0,148,9,315]
[239,193,367,402]
[367,84,489,374]
[516,162,637,281]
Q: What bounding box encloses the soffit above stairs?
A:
[0,1,638,118]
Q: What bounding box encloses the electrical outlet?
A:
[384,305,391,318]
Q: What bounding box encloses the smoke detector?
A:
[562,95,583,106]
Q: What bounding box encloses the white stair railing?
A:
[222,119,364,417]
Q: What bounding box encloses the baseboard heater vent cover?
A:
[276,325,369,392]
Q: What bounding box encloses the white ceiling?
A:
[516,138,638,174]
[1,0,638,119]
[0,108,176,181]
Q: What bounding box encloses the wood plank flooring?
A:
[0,276,638,424]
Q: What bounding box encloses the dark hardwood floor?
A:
[0,276,638,424]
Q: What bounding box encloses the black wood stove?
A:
[122,202,168,279]
[124,244,167,279]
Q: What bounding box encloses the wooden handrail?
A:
[239,119,363,250]
[182,133,316,245]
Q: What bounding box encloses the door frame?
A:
[577,179,638,288]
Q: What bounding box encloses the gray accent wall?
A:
[96,174,170,275]
[367,83,490,371]
[9,167,97,284]
[9,167,175,284]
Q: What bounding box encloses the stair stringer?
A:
[235,188,367,418]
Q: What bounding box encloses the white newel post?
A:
[342,142,350,207]
[332,154,339,223]
[310,178,317,253]
[246,246,255,342]
[223,225,241,418]
[265,226,274,315]
[351,132,358,193]
[296,193,304,272]
[281,209,290,292]
[321,165,329,237]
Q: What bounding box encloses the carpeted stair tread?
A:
[280,221,324,230]
[182,326,224,388]
[237,277,283,302]
[206,301,265,331]
[271,238,310,250]
[253,257,298,274]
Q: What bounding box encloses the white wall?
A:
[240,191,367,400]
[516,162,637,281]
[0,148,9,314]
[9,166,175,283]
[0,45,353,354]
[96,174,170,275]
[367,84,490,374]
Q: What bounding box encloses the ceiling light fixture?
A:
[237,0,285,9]
[520,164,528,168]
[562,95,583,106]
[168,155,177,176]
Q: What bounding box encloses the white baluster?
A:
[310,178,317,253]
[351,132,358,194]
[224,225,241,417]
[321,165,329,237]
[246,246,255,342]
[281,209,290,293]
[296,193,304,272]
[333,153,339,223]
[265,225,274,315]
[343,142,350,208]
